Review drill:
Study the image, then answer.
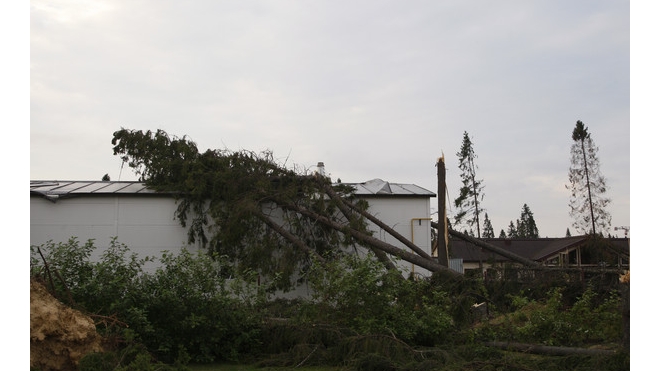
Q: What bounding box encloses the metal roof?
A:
[31,178,436,200]
[30,180,158,201]
[346,179,436,197]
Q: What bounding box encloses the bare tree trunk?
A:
[255,212,327,264]
[281,201,458,275]
[319,183,398,271]
[322,182,433,261]
[430,225,543,268]
[580,139,597,235]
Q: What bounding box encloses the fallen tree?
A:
[431,221,544,268]
[112,128,457,290]
[485,341,617,356]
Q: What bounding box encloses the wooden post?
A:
[436,156,449,267]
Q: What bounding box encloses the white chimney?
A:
[317,162,325,177]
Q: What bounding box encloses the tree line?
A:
[451,120,612,239]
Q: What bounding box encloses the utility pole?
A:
[436,155,449,267]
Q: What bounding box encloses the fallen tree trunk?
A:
[282,201,458,275]
[322,182,434,261]
[485,341,617,356]
[431,223,543,268]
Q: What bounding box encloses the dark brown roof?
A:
[449,236,630,263]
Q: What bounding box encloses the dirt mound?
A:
[30,280,103,371]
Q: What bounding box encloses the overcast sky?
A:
[29,0,630,238]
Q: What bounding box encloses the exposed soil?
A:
[30,279,103,371]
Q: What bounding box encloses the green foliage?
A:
[516,204,539,238]
[304,254,454,345]
[137,249,265,363]
[31,237,628,370]
[454,131,485,237]
[79,342,191,371]
[506,221,518,238]
[110,128,378,291]
[476,286,623,347]
[31,238,264,365]
[567,120,611,235]
[482,213,494,238]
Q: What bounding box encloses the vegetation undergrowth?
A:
[31,238,628,371]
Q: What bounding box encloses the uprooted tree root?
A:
[30,279,103,371]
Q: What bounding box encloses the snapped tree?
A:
[453,131,485,238]
[111,128,456,290]
[566,120,611,235]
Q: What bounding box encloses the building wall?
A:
[31,193,434,277]
[30,195,198,271]
[360,196,433,277]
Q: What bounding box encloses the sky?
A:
[27,0,631,239]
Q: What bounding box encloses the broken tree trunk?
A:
[281,201,458,275]
[255,212,327,264]
[436,156,449,267]
[320,183,398,271]
[322,182,434,261]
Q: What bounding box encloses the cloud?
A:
[30,0,629,237]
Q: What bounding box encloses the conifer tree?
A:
[566,120,611,235]
[482,213,495,238]
[453,131,485,237]
[517,204,539,238]
[506,221,518,238]
[499,229,506,238]
[565,228,571,237]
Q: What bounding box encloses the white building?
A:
[30,178,436,278]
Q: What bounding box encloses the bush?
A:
[304,254,454,345]
[31,238,265,364]
[476,286,623,347]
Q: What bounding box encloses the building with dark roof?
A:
[448,236,630,275]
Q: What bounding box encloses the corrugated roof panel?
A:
[116,182,152,193]
[30,180,157,196]
[69,182,115,193]
[31,179,435,197]
[45,181,93,194]
[346,179,435,197]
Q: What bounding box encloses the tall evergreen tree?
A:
[499,229,506,238]
[482,213,495,238]
[517,204,539,238]
[565,228,571,237]
[566,120,611,235]
[506,221,518,238]
[453,131,485,237]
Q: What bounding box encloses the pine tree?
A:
[506,221,518,238]
[454,131,485,237]
[517,204,539,238]
[566,120,611,235]
[565,228,571,237]
[482,213,495,238]
[499,229,506,238]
